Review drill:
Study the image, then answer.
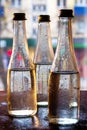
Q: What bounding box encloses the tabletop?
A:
[0,91,87,130]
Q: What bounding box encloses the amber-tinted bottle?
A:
[7,13,37,117]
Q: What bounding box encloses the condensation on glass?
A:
[34,15,54,106]
[7,13,37,117]
[48,9,80,125]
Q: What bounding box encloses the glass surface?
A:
[34,17,54,106]
[49,71,80,125]
[48,11,80,125]
[35,64,51,106]
[7,14,37,117]
[0,0,87,94]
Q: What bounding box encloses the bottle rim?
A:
[13,13,27,20]
[59,9,74,18]
[38,15,50,22]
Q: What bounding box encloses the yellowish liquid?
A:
[7,69,37,117]
[8,110,36,117]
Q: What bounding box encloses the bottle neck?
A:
[51,17,79,72]
[58,17,72,45]
[34,22,54,64]
[9,20,34,69]
[57,17,74,60]
[38,22,51,45]
[13,20,27,47]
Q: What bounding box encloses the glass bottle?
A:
[34,15,54,106]
[48,9,80,125]
[7,13,37,117]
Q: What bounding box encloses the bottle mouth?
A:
[38,15,50,22]
[59,9,74,18]
[13,13,27,20]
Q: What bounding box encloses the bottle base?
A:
[8,110,37,117]
[37,101,48,106]
[49,118,78,125]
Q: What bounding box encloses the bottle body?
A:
[49,71,80,124]
[48,10,80,125]
[35,63,51,106]
[7,68,37,116]
[7,13,37,117]
[34,15,54,106]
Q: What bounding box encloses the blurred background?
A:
[0,0,87,91]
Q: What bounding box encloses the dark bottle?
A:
[48,9,80,125]
[7,13,37,117]
[34,15,54,106]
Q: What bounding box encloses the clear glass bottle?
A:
[7,13,37,117]
[48,9,80,125]
[34,15,54,106]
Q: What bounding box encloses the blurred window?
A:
[11,0,21,7]
[0,40,6,48]
[33,15,37,22]
[32,4,46,11]
[32,28,37,36]
[80,0,83,3]
[0,0,5,6]
[57,0,66,7]
[75,0,77,4]
[0,0,1,5]
[64,0,66,6]
[57,0,60,6]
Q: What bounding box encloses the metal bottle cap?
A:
[13,13,27,20]
[59,9,74,17]
[38,15,50,22]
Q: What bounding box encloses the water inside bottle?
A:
[48,71,80,124]
[7,68,37,117]
[36,64,51,106]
